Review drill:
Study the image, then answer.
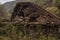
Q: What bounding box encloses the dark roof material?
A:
[11,2,60,25]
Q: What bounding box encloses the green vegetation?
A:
[0,22,58,40]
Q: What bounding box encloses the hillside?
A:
[3,1,16,14]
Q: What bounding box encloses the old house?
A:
[11,2,60,38]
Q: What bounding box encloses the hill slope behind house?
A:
[2,1,16,14]
[0,4,8,19]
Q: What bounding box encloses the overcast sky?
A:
[0,0,15,4]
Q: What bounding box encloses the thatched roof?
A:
[11,2,60,25]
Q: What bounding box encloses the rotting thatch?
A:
[11,2,60,25]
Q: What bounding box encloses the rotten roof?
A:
[11,2,60,25]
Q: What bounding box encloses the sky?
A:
[0,0,15,4]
